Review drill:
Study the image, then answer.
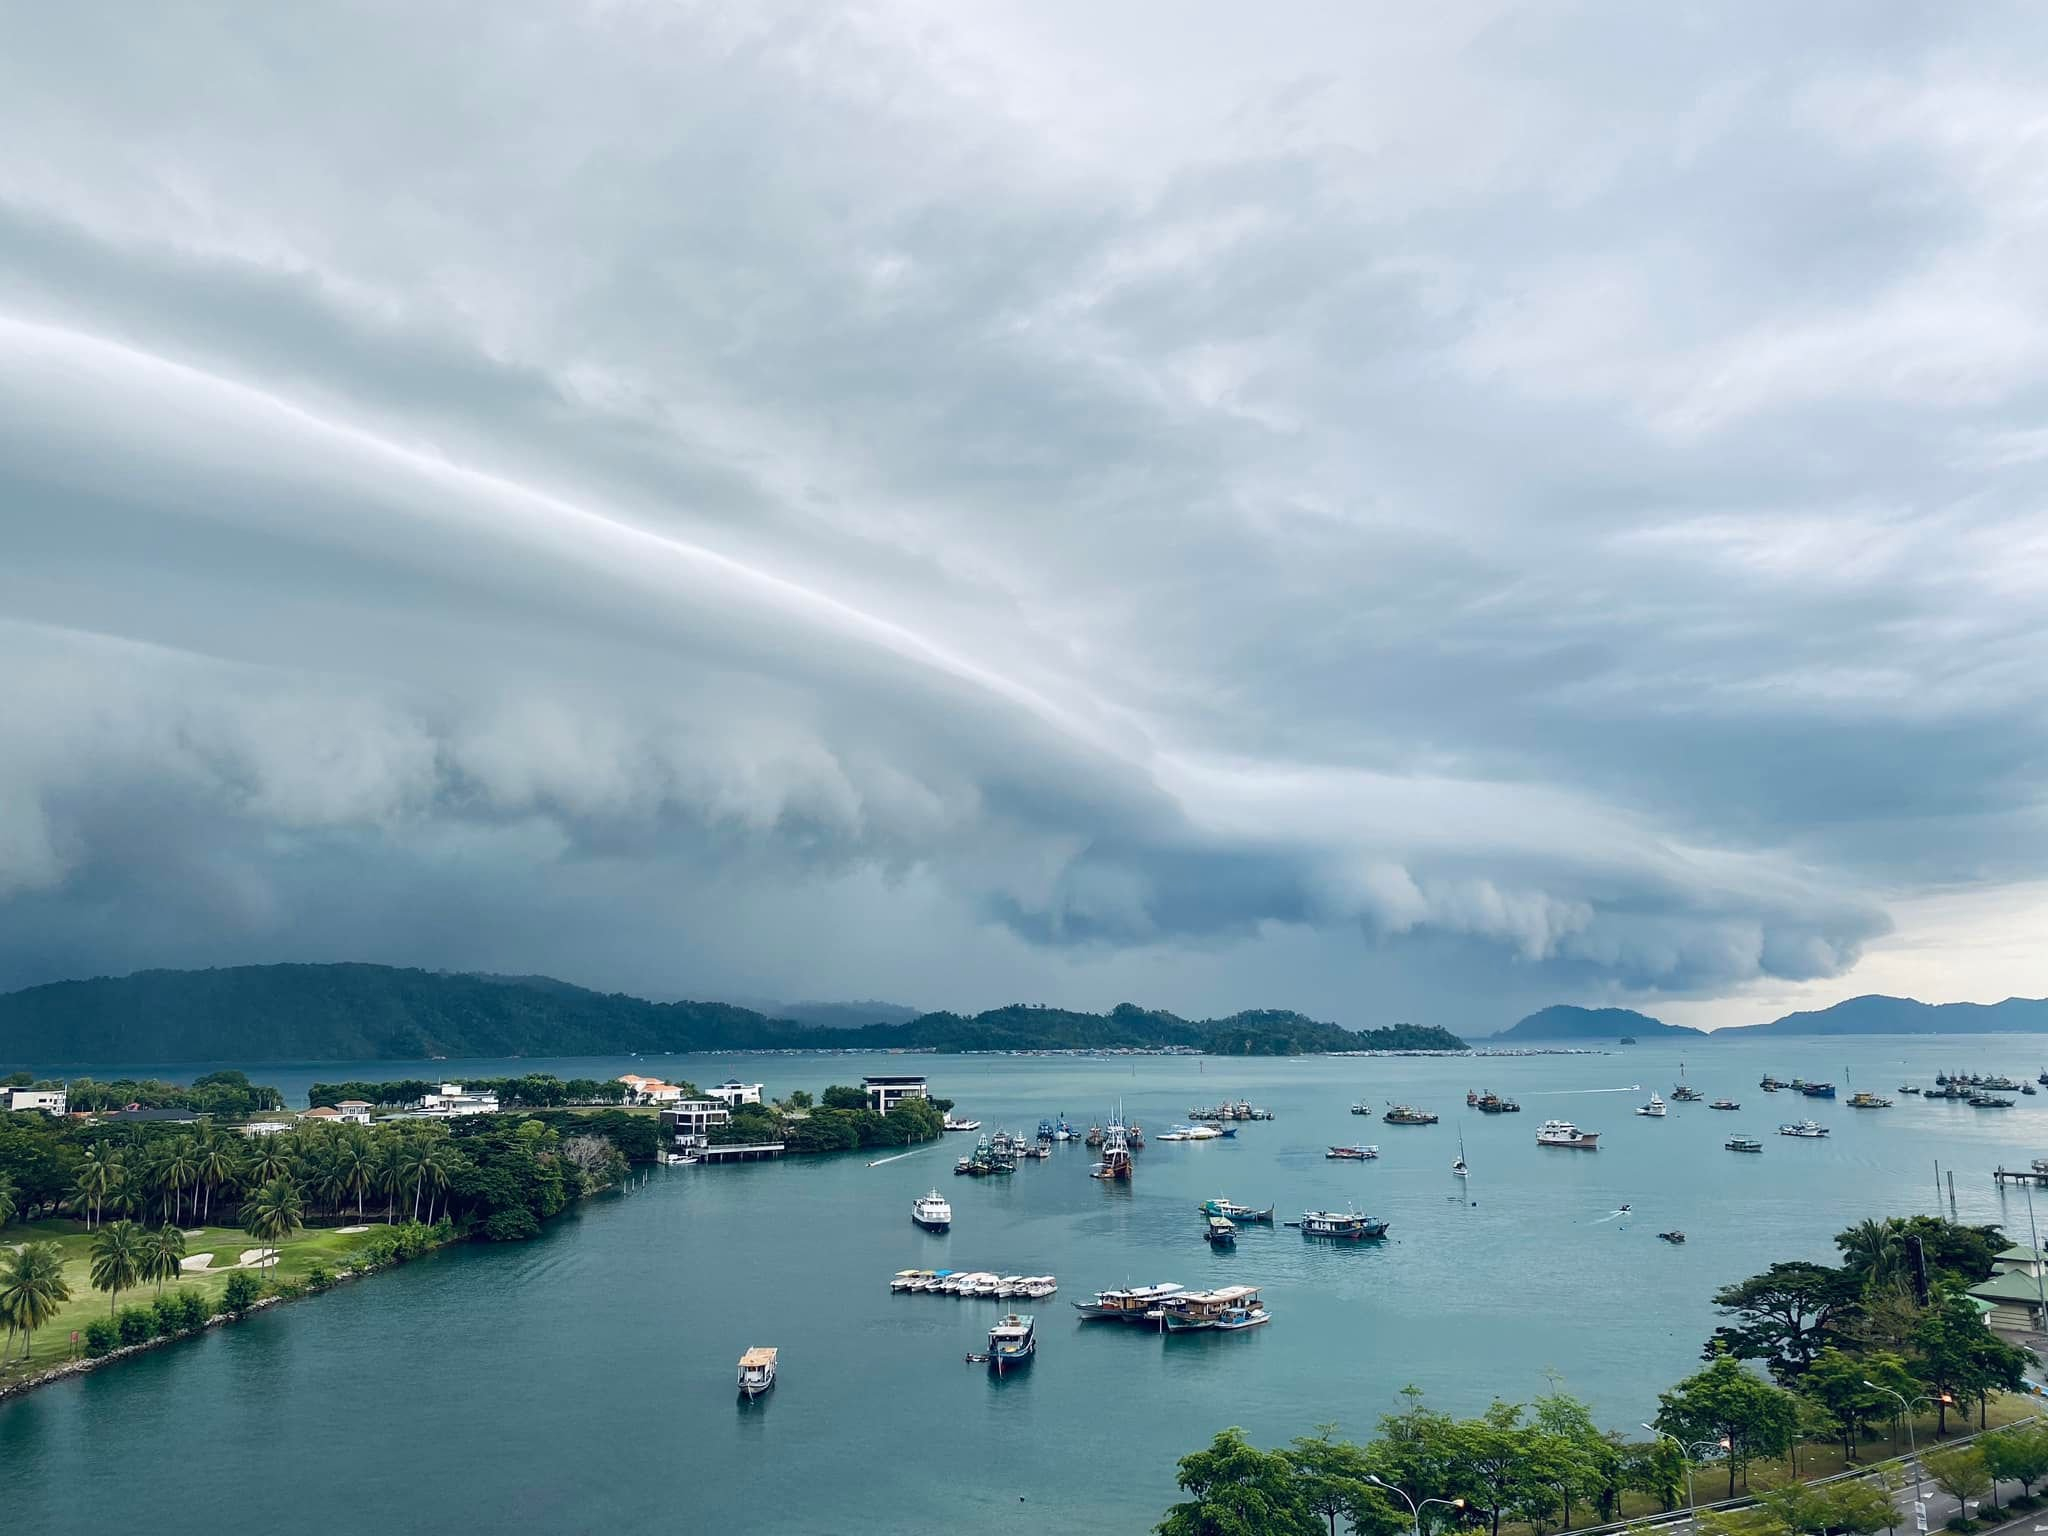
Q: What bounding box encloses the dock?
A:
[1994,1167,2048,1186]
[696,1142,786,1163]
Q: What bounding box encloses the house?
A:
[302,1106,343,1124]
[862,1074,929,1115]
[617,1074,684,1106]
[706,1079,764,1108]
[659,1099,732,1148]
[333,1099,374,1125]
[1994,1244,2048,1278]
[4,1087,67,1116]
[412,1083,500,1117]
[1969,1268,2048,1332]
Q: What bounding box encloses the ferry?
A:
[1383,1105,1439,1125]
[1159,1285,1268,1332]
[1536,1119,1599,1148]
[1636,1094,1667,1118]
[912,1190,953,1231]
[986,1314,1035,1372]
[1200,1198,1274,1222]
[1709,1099,1741,1110]
[1325,1144,1380,1160]
[737,1347,778,1398]
[1725,1135,1764,1153]
[1072,1282,1184,1322]
[1298,1208,1390,1240]
[1205,1216,1237,1247]
[1847,1091,1893,1109]
[1778,1120,1829,1138]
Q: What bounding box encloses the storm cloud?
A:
[2,3,2043,1031]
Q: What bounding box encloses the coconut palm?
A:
[394,1140,429,1222]
[158,1141,199,1225]
[1839,1217,1904,1287]
[73,1146,116,1230]
[0,1175,16,1232]
[241,1177,303,1273]
[418,1143,457,1226]
[335,1136,376,1223]
[142,1223,187,1297]
[0,1242,72,1363]
[89,1220,147,1315]
[194,1133,241,1223]
[246,1141,291,1188]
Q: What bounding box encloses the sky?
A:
[1,3,2044,1035]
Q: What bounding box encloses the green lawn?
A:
[1,1218,373,1385]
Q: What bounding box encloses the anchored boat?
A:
[912,1190,953,1231]
[1159,1285,1269,1333]
[1072,1283,1185,1322]
[986,1314,1035,1373]
[1325,1144,1380,1160]
[737,1347,777,1398]
[1298,1207,1389,1241]
[1204,1216,1237,1247]
[1536,1119,1599,1148]
[1383,1104,1439,1126]
[1199,1198,1274,1222]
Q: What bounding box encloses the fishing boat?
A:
[986,1314,1035,1372]
[1670,1065,1703,1102]
[1469,1091,1521,1114]
[1971,1094,2017,1109]
[1072,1282,1184,1321]
[1636,1094,1667,1118]
[1299,1207,1389,1240]
[1709,1099,1740,1110]
[1325,1144,1380,1160]
[1760,1075,1786,1091]
[1204,1216,1237,1247]
[1159,1285,1267,1332]
[1798,1081,1837,1099]
[942,1115,981,1132]
[1125,1124,1144,1148]
[1084,1126,1105,1147]
[736,1347,778,1398]
[1036,1119,1056,1143]
[1200,1198,1274,1222]
[1091,1119,1133,1180]
[1778,1120,1829,1138]
[1383,1104,1439,1125]
[1349,1102,1374,1115]
[1899,1084,1922,1094]
[1053,1116,1077,1141]
[1725,1135,1764,1153]
[912,1190,953,1231]
[1658,1230,1687,1244]
[1847,1091,1893,1109]
[1536,1119,1599,1148]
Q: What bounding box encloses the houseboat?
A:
[1072,1282,1184,1322]
[1383,1105,1439,1125]
[737,1347,778,1398]
[1536,1119,1599,1148]
[986,1314,1036,1372]
[1299,1208,1390,1241]
[912,1190,953,1231]
[1205,1216,1237,1247]
[1725,1135,1764,1153]
[1159,1285,1268,1332]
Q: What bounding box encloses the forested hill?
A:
[1490,1004,1706,1041]
[0,964,1466,1063]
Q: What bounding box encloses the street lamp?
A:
[1864,1382,1952,1510]
[1641,1425,1730,1519]
[1366,1475,1466,1536]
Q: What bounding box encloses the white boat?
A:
[942,1116,982,1132]
[1073,1282,1184,1321]
[1536,1119,1600,1148]
[1021,1276,1058,1298]
[891,1268,932,1292]
[1636,1094,1667,1118]
[1778,1120,1830,1138]
[737,1346,777,1398]
[1453,1133,1469,1178]
[911,1190,953,1231]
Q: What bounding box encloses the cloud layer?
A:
[2,3,2043,1029]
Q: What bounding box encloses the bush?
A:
[117,1307,158,1346]
[482,1207,540,1242]
[1945,1517,1980,1533]
[82,1317,118,1357]
[304,1264,332,1292]
[152,1293,185,1336]
[174,1288,209,1330]
[221,1269,263,1314]
[272,1278,306,1299]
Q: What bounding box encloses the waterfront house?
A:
[4,1087,67,1116]
[617,1074,685,1106]
[1969,1268,2048,1332]
[659,1099,732,1148]
[862,1074,929,1114]
[707,1079,765,1108]
[302,1106,342,1124]
[412,1083,500,1117]
[333,1099,374,1125]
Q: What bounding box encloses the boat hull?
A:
[912,1215,950,1231]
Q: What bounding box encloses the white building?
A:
[413,1083,500,1117]
[617,1074,684,1106]
[706,1079,764,1108]
[4,1087,67,1116]
[862,1074,929,1115]
[660,1099,733,1147]
[242,1121,292,1137]
[333,1099,374,1125]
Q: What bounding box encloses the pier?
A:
[1993,1166,2048,1186]
[695,1142,786,1163]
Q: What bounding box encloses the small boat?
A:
[1760,1075,1786,1091]
[1847,1091,1894,1109]
[1072,1283,1184,1322]
[891,1269,932,1292]
[1298,1208,1389,1240]
[1725,1135,1764,1153]
[1159,1285,1267,1332]
[1470,1091,1521,1114]
[2025,1085,2038,1096]
[1778,1120,1829,1138]
[1205,1216,1237,1247]
[1709,1099,1740,1111]
[987,1314,1035,1372]
[1021,1276,1058,1299]
[1798,1082,1837,1099]
[1670,1065,1703,1102]
[1199,1198,1273,1222]
[912,1190,953,1231]
[1658,1230,1686,1244]
[1636,1094,1667,1118]
[1618,1203,1631,1213]
[1536,1119,1599,1148]
[1084,1126,1105,1147]
[1618,1035,1637,1045]
[1348,1102,1374,1115]
[1383,1104,1439,1125]
[1452,1132,1469,1179]
[1899,1084,1922,1094]
[1325,1144,1380,1160]
[737,1346,778,1398]
[942,1116,982,1132]
[1971,1095,2016,1109]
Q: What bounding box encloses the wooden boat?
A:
[1199,1198,1273,1222]
[737,1347,777,1398]
[1382,1104,1438,1125]
[986,1314,1035,1372]
[1204,1216,1237,1247]
[1325,1144,1380,1160]
[1072,1282,1184,1322]
[1297,1208,1389,1241]
[1158,1285,1267,1333]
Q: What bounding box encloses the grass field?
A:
[1,1218,373,1385]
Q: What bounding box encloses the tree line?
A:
[6,1069,283,1116]
[710,1085,950,1152]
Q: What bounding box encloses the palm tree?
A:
[246,1142,291,1189]
[159,1141,199,1225]
[142,1223,187,1297]
[395,1141,429,1223]
[336,1136,375,1223]
[241,1177,303,1273]
[89,1220,147,1316]
[418,1143,456,1226]
[0,1242,72,1363]
[376,1139,408,1224]
[195,1133,241,1224]
[1840,1217,1904,1287]
[0,1175,16,1233]
[73,1146,116,1230]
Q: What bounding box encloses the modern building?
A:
[412,1083,500,1117]
[4,1087,67,1116]
[243,1121,292,1137]
[659,1099,732,1148]
[333,1099,374,1125]
[706,1079,765,1108]
[617,1074,685,1106]
[862,1074,929,1115]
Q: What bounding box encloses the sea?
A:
[6,1035,2048,1535]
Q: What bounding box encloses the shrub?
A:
[152,1293,185,1336]
[82,1317,118,1357]
[304,1264,332,1292]
[482,1207,540,1242]
[272,1278,306,1299]
[1945,1518,1979,1534]
[117,1307,158,1346]
[395,1221,437,1258]
[174,1288,209,1330]
[221,1269,263,1314]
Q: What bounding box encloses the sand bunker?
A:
[336,1225,369,1234]
[179,1254,215,1271]
[237,1248,277,1267]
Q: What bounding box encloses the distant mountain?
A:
[1491,1005,1706,1042]
[722,997,922,1030]
[0,963,1466,1063]
[1732,995,2048,1036]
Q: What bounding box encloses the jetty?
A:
[1993,1161,2048,1187]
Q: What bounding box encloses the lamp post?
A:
[1865,1381,1951,1525]
[1366,1475,1466,1536]
[1641,1426,1729,1522]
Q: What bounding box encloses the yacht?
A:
[1299,1208,1390,1241]
[911,1190,953,1231]
[1072,1282,1185,1322]
[1778,1120,1829,1138]
[1536,1119,1600,1148]
[1452,1134,1469,1178]
[736,1347,778,1398]
[986,1314,1036,1373]
[1636,1094,1667,1118]
[1725,1135,1764,1153]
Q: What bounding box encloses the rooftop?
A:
[1968,1270,2048,1304]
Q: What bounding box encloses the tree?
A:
[89,1219,147,1315]
[1622,1438,1688,1512]
[241,1177,303,1271]
[820,1085,870,1111]
[1818,1478,1899,1536]
[73,1145,117,1230]
[1981,1424,2048,1503]
[1914,1288,2031,1433]
[1708,1262,1862,1380]
[1531,1390,1610,1530]
[158,1140,198,1225]
[1838,1219,1908,1291]
[1158,1427,1325,1536]
[141,1222,187,1297]
[1446,1402,1565,1536]
[1656,1356,1799,1497]
[1799,1348,1902,1460]
[220,1269,262,1315]
[0,1174,15,1232]
[1922,1445,1991,1518]
[784,1089,814,1110]
[1361,1386,1461,1511]
[1286,1428,1399,1536]
[194,1131,241,1223]
[0,1241,72,1362]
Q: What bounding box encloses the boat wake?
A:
[1527,1085,1644,1097]
[866,1150,924,1168]
[1589,1209,1632,1224]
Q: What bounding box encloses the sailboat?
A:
[1452,1132,1469,1179]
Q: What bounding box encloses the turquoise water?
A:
[8,1036,2048,1534]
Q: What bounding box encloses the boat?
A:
[1847,1091,1894,1109]
[1670,1065,1703,1102]
[1299,1208,1389,1240]
[1383,1104,1439,1125]
[1709,1099,1740,1111]
[1536,1119,1600,1148]
[1200,1198,1274,1222]
[1205,1216,1237,1247]
[1798,1081,1837,1099]
[1021,1276,1058,1299]
[1072,1282,1184,1322]
[1778,1120,1829,1138]
[1725,1135,1764,1153]
[1971,1095,2017,1109]
[1984,1076,2024,1093]
[1349,1102,1374,1115]
[737,1346,778,1398]
[1618,1035,1637,1045]
[911,1190,953,1231]
[892,1268,933,1291]
[1470,1091,1521,1114]
[1125,1124,1144,1149]
[1159,1123,1223,1142]
[1325,1144,1380,1160]
[1899,1084,1922,1094]
[1452,1133,1469,1179]
[942,1116,981,1132]
[1159,1285,1267,1332]
[1658,1230,1686,1244]
[1036,1119,1056,1143]
[1760,1075,1786,1092]
[1636,1094,1667,1118]
[1085,1126,1105,1147]
[986,1314,1035,1372]
[1091,1119,1133,1180]
[2026,1085,2038,1096]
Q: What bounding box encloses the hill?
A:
[721,998,923,1030]
[0,964,1465,1063]
[1731,994,2048,1036]
[1490,1005,1706,1042]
